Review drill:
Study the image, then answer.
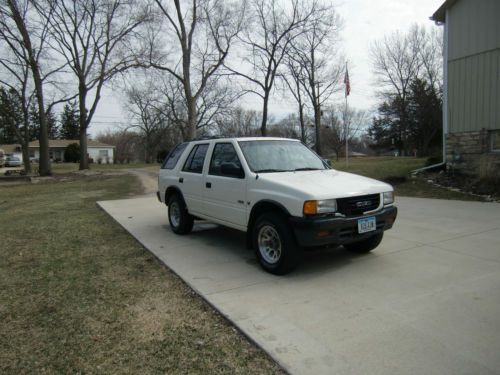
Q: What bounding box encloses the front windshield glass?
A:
[238,140,326,172]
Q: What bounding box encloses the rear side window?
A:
[162,143,188,169]
[182,144,209,173]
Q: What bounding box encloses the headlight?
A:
[383,191,394,205]
[303,199,337,215]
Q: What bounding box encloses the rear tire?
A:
[344,232,383,253]
[168,194,194,234]
[252,212,300,275]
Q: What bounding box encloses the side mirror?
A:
[220,162,245,178]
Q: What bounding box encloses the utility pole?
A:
[315,81,322,155]
[344,62,350,168]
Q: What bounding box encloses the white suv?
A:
[158,137,397,274]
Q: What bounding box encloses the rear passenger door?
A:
[178,143,209,215]
[203,142,247,228]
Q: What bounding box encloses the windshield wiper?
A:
[293,167,323,171]
[254,168,290,173]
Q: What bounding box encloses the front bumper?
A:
[289,206,397,247]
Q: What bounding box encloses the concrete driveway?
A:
[98,196,500,375]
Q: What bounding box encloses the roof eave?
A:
[431,0,459,23]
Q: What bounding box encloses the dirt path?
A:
[127,168,158,195]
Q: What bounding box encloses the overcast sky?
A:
[89,0,445,137]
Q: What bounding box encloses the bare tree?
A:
[214,106,261,137]
[371,24,431,155]
[0,0,53,175]
[0,41,33,172]
[150,0,244,140]
[419,27,443,91]
[142,71,237,140]
[124,82,168,163]
[225,0,319,136]
[284,3,343,155]
[40,0,151,170]
[283,59,307,142]
[96,128,142,163]
[322,105,368,160]
[268,113,302,139]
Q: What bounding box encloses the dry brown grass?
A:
[0,174,284,374]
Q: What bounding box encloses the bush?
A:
[64,143,80,163]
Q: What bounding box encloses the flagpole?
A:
[345,62,349,169]
[345,91,348,169]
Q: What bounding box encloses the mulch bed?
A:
[420,170,500,202]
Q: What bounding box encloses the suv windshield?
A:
[238,140,325,173]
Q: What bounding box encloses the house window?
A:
[99,150,109,157]
[492,131,500,152]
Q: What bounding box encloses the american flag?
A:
[344,66,350,97]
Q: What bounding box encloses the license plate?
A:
[358,216,376,234]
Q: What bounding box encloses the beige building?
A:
[0,140,115,164]
[29,140,115,163]
[432,0,500,177]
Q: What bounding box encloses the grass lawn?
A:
[49,162,160,174]
[332,156,426,180]
[333,156,484,201]
[0,157,486,373]
[0,174,284,374]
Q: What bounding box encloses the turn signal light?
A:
[303,201,318,215]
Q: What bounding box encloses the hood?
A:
[257,169,392,200]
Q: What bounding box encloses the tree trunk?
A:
[186,97,197,140]
[314,104,322,155]
[78,84,89,170]
[21,144,30,173]
[7,0,51,175]
[79,126,88,168]
[261,92,269,137]
[298,102,305,143]
[22,117,31,174]
[16,107,32,174]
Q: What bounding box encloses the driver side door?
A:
[203,142,247,229]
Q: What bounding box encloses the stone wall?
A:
[446,129,500,178]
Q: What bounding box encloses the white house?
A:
[0,144,23,160]
[28,139,115,163]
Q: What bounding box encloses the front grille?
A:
[337,194,380,217]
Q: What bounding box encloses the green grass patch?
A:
[333,156,483,201]
[0,175,283,374]
[333,156,426,181]
[50,162,160,174]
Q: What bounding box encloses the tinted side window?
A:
[162,143,188,169]
[182,144,209,173]
[209,143,242,177]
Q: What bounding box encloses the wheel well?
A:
[165,186,185,206]
[246,201,291,248]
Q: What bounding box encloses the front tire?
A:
[344,232,383,253]
[168,194,194,234]
[252,212,300,275]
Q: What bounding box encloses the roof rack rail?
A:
[190,135,227,141]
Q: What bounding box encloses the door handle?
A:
[179,177,183,183]
[206,182,211,188]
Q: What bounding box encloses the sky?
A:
[88,0,445,137]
